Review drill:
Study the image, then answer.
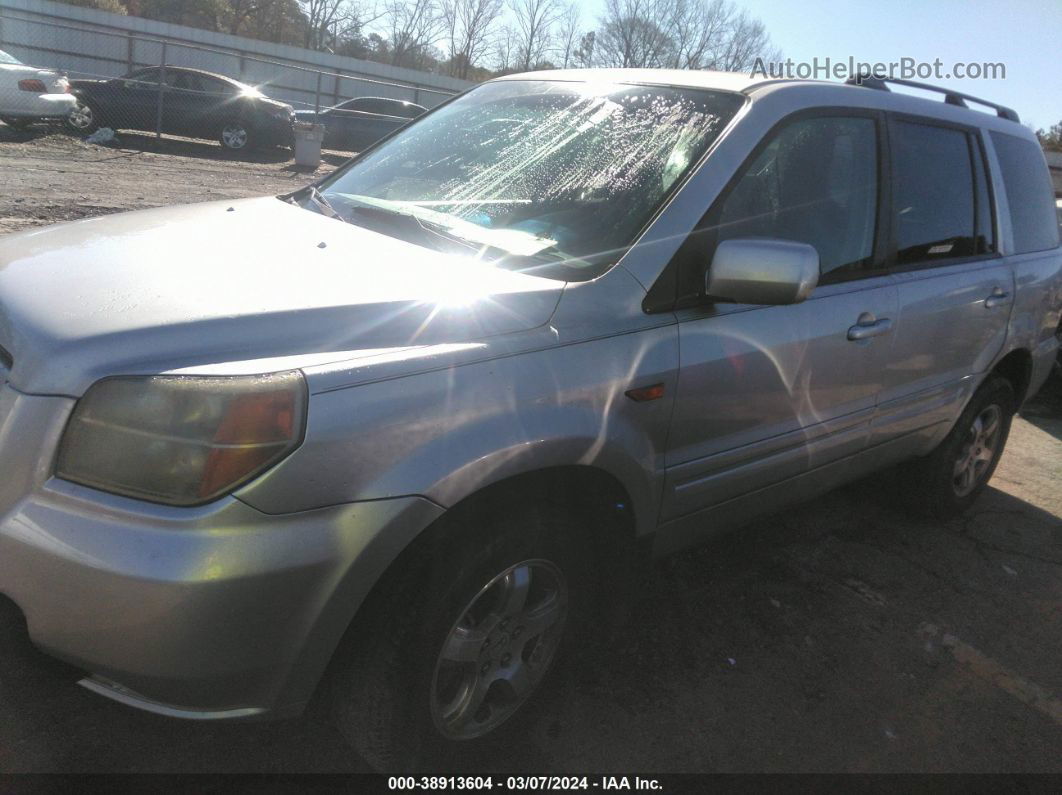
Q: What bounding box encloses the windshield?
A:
[312,80,743,280]
[0,49,21,65]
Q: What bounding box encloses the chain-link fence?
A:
[0,5,464,154]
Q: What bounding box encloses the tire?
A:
[328,500,594,772]
[219,121,252,151]
[66,101,98,134]
[901,375,1015,518]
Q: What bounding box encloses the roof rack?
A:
[844,74,1020,123]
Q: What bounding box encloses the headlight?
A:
[56,372,307,506]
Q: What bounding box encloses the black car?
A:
[293,96,425,151]
[69,66,295,151]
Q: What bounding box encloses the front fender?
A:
[236,324,678,537]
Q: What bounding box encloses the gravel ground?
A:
[0,124,1060,774]
[0,123,331,235]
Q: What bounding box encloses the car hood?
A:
[0,197,565,396]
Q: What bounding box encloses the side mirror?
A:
[706,238,820,306]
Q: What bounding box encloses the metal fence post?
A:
[156,42,166,140]
[314,71,322,114]
[127,33,135,72]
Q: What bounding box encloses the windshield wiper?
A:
[345,203,482,254]
[290,185,343,220]
[306,186,342,219]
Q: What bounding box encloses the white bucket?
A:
[293,122,325,168]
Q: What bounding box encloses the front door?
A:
[120,67,164,132]
[661,112,896,522]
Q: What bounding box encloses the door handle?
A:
[847,313,893,341]
[984,287,1011,309]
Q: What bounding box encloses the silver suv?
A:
[0,69,1059,769]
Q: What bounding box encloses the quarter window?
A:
[990,131,1060,254]
[714,116,879,278]
[892,121,977,264]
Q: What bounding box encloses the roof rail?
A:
[844,74,1020,123]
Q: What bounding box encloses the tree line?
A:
[61,0,779,81]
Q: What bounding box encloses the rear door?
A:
[342,98,403,149]
[662,111,897,521]
[871,117,1012,445]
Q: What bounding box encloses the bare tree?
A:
[492,24,519,72]
[554,2,582,68]
[441,0,504,78]
[383,0,444,68]
[594,0,674,68]
[592,0,776,71]
[574,30,595,68]
[711,9,775,72]
[667,0,732,69]
[226,0,259,35]
[510,0,561,71]
[301,0,379,50]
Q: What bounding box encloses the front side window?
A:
[202,77,237,96]
[0,49,21,65]
[990,131,1060,254]
[312,80,744,279]
[166,71,202,93]
[892,120,977,264]
[363,99,399,115]
[713,116,879,278]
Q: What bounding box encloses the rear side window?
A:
[892,121,978,264]
[714,116,879,278]
[990,132,1060,254]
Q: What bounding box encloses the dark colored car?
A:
[294,96,425,151]
[69,66,294,151]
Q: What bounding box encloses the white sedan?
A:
[0,48,76,128]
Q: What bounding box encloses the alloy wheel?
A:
[68,102,94,130]
[221,124,248,150]
[430,559,568,740]
[952,403,1002,497]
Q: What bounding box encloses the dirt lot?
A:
[0,125,1060,774]
[0,124,332,235]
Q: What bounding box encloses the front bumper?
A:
[0,384,443,717]
[259,114,295,147]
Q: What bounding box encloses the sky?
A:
[575,0,1061,131]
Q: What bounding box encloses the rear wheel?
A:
[66,101,98,134]
[901,375,1015,517]
[329,502,591,771]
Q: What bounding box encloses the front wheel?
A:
[901,375,1015,517]
[329,503,589,771]
[219,121,251,151]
